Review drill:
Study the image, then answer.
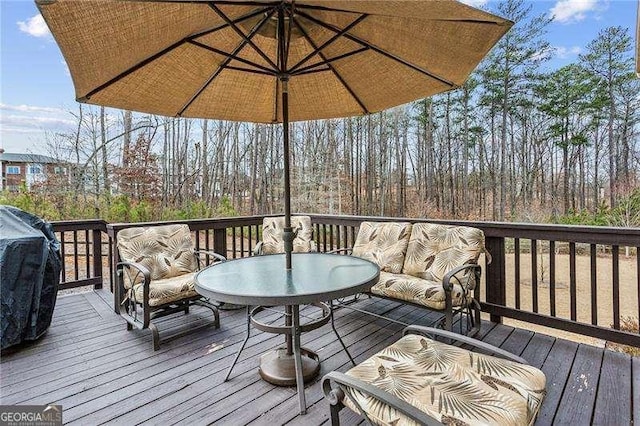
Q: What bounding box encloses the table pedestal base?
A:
[259,347,320,386]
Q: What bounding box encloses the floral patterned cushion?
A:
[402,223,486,283]
[343,334,546,426]
[131,272,199,307]
[117,224,198,284]
[371,271,471,310]
[352,222,412,273]
[260,216,316,254]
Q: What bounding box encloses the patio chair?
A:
[253,215,317,255]
[322,325,546,425]
[116,224,225,350]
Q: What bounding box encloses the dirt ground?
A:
[479,253,639,347]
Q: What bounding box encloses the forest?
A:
[3,0,639,226]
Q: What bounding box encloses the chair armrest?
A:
[326,247,352,255]
[117,261,151,286]
[322,372,442,426]
[442,263,480,292]
[402,325,529,364]
[253,241,264,256]
[194,249,226,262]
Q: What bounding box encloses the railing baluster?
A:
[92,229,103,289]
[84,229,90,278]
[240,226,245,258]
[213,228,227,259]
[637,246,640,328]
[107,236,113,291]
[514,238,520,309]
[232,227,238,259]
[73,230,79,281]
[195,230,201,252]
[60,231,66,282]
[570,242,576,321]
[485,236,506,324]
[322,224,327,252]
[549,240,556,317]
[590,244,597,325]
[612,245,620,330]
[329,224,334,251]
[531,239,538,313]
[248,225,253,255]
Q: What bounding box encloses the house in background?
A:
[0,150,67,192]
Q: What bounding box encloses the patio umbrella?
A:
[37,0,511,269]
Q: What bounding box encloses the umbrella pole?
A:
[281,75,293,270]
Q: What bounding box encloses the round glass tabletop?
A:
[195,252,380,306]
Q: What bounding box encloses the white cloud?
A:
[550,0,600,23]
[553,45,583,59]
[459,0,489,7]
[17,14,51,38]
[61,60,71,77]
[0,103,63,114]
[0,115,75,128]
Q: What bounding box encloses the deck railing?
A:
[51,214,640,347]
[52,219,109,291]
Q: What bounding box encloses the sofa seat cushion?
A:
[129,272,199,307]
[370,272,471,310]
[352,222,412,273]
[343,334,546,426]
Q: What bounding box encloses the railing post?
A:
[213,228,228,259]
[107,226,120,314]
[485,236,506,324]
[92,229,103,289]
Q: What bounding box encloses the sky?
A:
[0,0,638,154]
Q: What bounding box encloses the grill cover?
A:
[0,206,61,350]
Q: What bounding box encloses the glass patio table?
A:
[194,252,380,414]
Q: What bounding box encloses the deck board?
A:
[593,349,632,425]
[552,344,604,425]
[0,290,636,425]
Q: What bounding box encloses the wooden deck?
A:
[1,290,637,425]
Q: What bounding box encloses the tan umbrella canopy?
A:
[38,0,511,268]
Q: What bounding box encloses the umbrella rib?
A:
[78,6,273,101]
[290,15,369,115]
[190,6,273,40]
[288,14,368,74]
[292,47,369,75]
[209,3,279,72]
[80,39,184,101]
[189,40,277,75]
[225,65,274,76]
[177,7,278,117]
[295,3,510,26]
[296,10,457,88]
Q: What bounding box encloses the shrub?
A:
[605,316,640,357]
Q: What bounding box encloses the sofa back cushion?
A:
[117,224,197,281]
[352,222,412,273]
[402,223,486,281]
[261,216,315,254]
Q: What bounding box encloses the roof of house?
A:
[0,153,60,164]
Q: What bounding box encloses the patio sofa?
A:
[339,221,489,336]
